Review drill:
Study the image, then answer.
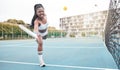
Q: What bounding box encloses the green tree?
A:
[17,20,25,25]
[7,19,18,24]
[6,19,25,25]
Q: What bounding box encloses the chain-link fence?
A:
[0,23,67,40]
[0,23,33,40]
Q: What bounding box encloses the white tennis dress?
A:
[38,23,48,37]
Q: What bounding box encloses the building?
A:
[60,10,108,37]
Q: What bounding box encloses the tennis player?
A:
[31,3,48,67]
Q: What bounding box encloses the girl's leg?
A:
[37,35,45,67]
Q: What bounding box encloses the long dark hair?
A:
[31,4,44,27]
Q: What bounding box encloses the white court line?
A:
[0,42,35,46]
[0,46,104,48]
[0,60,118,70]
[45,47,104,49]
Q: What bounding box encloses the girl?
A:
[31,4,48,67]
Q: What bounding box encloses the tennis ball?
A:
[63,6,67,11]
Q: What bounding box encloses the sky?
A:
[0,0,110,29]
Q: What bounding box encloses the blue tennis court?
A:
[0,37,118,70]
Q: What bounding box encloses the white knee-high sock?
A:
[38,51,44,63]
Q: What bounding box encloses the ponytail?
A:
[31,14,37,28]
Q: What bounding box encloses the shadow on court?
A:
[0,37,118,70]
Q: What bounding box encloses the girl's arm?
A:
[34,20,39,35]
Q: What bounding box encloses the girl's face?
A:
[36,7,45,18]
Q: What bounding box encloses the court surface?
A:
[0,37,118,70]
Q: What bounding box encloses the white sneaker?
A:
[40,62,46,67]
